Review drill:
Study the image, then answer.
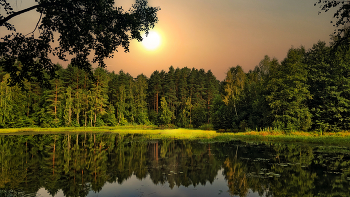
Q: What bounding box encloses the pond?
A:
[0,133,350,197]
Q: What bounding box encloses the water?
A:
[0,133,349,197]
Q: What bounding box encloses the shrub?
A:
[199,123,214,130]
[159,124,177,129]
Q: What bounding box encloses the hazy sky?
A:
[1,0,336,80]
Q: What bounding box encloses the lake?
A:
[0,133,349,196]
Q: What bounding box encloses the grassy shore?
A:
[1,126,350,146]
[229,130,350,146]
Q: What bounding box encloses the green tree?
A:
[266,47,312,131]
[223,66,246,120]
[0,74,16,127]
[63,86,73,126]
[159,97,172,125]
[91,68,109,126]
[0,71,32,127]
[306,41,350,131]
[134,74,150,125]
[44,66,65,127]
[205,70,219,124]
[112,71,135,125]
[148,70,163,124]
[175,67,190,127]
[164,66,177,123]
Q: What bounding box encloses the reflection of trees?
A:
[312,146,350,196]
[147,140,222,189]
[222,147,248,197]
[267,144,316,197]
[0,135,349,196]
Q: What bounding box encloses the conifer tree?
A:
[175,67,190,126]
[116,84,127,125]
[91,68,109,126]
[134,74,150,124]
[205,70,219,124]
[164,66,177,123]
[45,76,64,127]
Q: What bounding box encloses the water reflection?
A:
[0,134,349,196]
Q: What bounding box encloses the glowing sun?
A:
[142,31,161,50]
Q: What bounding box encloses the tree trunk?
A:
[84,111,87,127]
[76,92,79,125]
[208,98,210,123]
[55,83,57,119]
[156,91,158,113]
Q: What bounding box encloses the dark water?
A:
[0,133,350,197]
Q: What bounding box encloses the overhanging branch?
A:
[0,4,42,27]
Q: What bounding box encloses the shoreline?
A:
[0,126,350,146]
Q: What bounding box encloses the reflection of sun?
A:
[142,31,161,50]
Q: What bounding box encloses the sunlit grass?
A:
[0,125,158,134]
[1,127,350,146]
[0,127,219,139]
[229,130,350,146]
[149,129,219,140]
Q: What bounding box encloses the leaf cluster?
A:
[0,0,159,88]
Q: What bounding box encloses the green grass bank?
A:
[1,126,350,146]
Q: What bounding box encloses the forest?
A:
[0,40,350,132]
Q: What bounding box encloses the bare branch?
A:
[25,12,42,36]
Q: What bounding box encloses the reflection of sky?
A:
[36,169,262,197]
[36,188,65,197]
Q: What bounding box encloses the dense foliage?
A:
[0,0,159,88]
[1,40,350,131]
[213,40,350,132]
[0,65,220,128]
[315,0,350,47]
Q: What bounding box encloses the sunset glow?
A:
[142,31,161,50]
[1,0,336,81]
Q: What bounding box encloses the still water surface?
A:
[0,133,349,197]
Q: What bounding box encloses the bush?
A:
[199,123,214,130]
[95,118,105,127]
[159,124,177,129]
[184,124,193,129]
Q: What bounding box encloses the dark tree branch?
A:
[1,0,159,88]
[0,4,43,27]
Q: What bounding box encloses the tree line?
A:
[0,64,220,128]
[214,40,350,132]
[0,40,350,131]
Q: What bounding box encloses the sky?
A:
[1,0,336,81]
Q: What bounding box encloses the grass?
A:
[0,125,158,134]
[0,126,220,139]
[229,130,350,146]
[1,126,350,146]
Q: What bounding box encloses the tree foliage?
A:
[315,0,350,46]
[0,0,159,87]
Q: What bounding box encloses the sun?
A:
[142,31,161,50]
